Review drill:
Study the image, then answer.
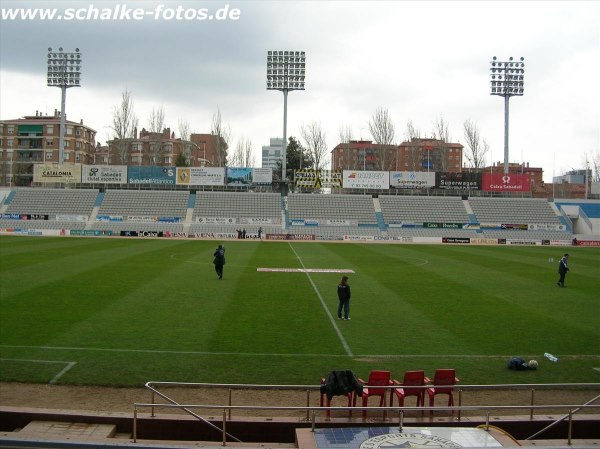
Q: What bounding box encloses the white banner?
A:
[55,214,88,222]
[326,219,357,226]
[176,167,225,186]
[343,170,389,189]
[196,217,237,224]
[252,168,273,184]
[389,171,436,188]
[82,165,127,184]
[529,223,567,231]
[33,163,81,184]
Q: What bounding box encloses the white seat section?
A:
[469,197,560,224]
[287,193,377,225]
[379,195,469,224]
[4,187,98,217]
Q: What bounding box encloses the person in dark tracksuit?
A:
[557,253,569,287]
[213,244,226,279]
[337,276,351,320]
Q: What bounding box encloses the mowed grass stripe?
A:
[1,236,598,386]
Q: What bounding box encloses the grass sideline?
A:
[0,235,598,387]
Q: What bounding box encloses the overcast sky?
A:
[1,0,598,182]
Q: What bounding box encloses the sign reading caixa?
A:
[482,173,530,191]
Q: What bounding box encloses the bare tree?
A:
[463,119,489,169]
[211,108,231,167]
[111,90,138,165]
[368,107,396,170]
[147,106,166,165]
[432,115,451,172]
[338,124,354,170]
[178,119,191,141]
[403,120,422,171]
[300,121,328,170]
[231,138,255,167]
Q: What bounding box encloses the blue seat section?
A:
[4,190,16,205]
[188,192,196,209]
[375,211,386,230]
[557,202,600,219]
[94,192,105,207]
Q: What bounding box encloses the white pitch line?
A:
[0,358,77,384]
[1,346,598,359]
[287,242,354,357]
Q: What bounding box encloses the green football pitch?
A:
[0,236,598,387]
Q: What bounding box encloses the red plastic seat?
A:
[426,369,460,414]
[320,377,353,417]
[353,370,392,418]
[390,370,430,413]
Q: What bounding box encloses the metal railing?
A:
[137,381,600,445]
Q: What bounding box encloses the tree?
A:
[403,120,422,171]
[463,119,489,169]
[300,121,328,170]
[368,107,395,170]
[211,108,230,167]
[231,138,255,167]
[432,115,451,172]
[588,151,600,183]
[148,106,166,165]
[275,136,311,180]
[337,124,354,170]
[178,119,191,141]
[174,153,188,167]
[111,90,138,165]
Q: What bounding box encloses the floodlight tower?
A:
[47,47,82,164]
[266,50,306,181]
[490,56,524,174]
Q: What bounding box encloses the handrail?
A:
[141,381,600,444]
[132,402,600,444]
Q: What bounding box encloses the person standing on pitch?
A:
[213,244,226,279]
[557,253,569,287]
[556,253,569,287]
[337,276,351,320]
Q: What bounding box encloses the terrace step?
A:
[19,421,117,439]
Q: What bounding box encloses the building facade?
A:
[104,130,228,168]
[331,138,463,173]
[0,111,96,187]
[261,137,284,170]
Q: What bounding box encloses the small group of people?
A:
[235,227,263,240]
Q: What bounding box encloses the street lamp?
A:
[490,56,524,174]
[47,47,82,165]
[267,50,306,181]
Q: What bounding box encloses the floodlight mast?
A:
[266,50,306,181]
[490,56,524,175]
[47,47,82,165]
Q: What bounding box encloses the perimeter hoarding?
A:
[82,165,127,184]
[252,168,273,184]
[482,173,531,192]
[390,171,436,189]
[33,163,81,184]
[128,166,176,184]
[436,172,481,190]
[176,167,225,186]
[294,170,343,188]
[226,167,253,186]
[343,170,389,189]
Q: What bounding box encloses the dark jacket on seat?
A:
[320,370,363,400]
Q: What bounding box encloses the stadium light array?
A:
[47,47,82,164]
[490,56,525,175]
[267,50,306,182]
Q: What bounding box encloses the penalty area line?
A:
[0,358,77,384]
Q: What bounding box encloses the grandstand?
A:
[1,187,598,242]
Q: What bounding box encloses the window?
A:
[7,125,14,134]
[64,141,70,148]
[163,156,172,164]
[132,156,141,164]
[46,151,53,160]
[47,125,54,135]
[76,128,82,136]
[7,139,13,148]
[75,153,80,161]
[46,139,54,146]
[66,126,73,135]
[75,141,81,149]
